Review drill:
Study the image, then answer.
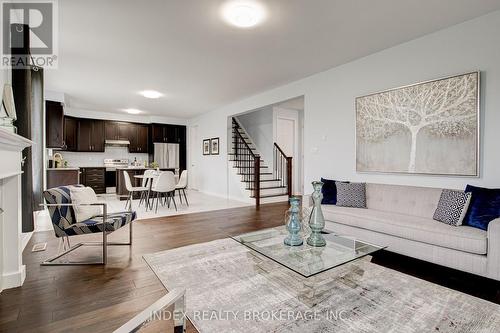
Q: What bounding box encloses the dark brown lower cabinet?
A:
[116,169,144,200]
[47,169,80,188]
[81,167,106,194]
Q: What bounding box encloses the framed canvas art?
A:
[210,138,219,155]
[203,139,210,155]
[356,71,479,176]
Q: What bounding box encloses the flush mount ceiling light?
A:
[122,108,142,114]
[221,0,266,28]
[139,90,163,99]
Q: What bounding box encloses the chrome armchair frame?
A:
[113,288,186,333]
[40,201,133,266]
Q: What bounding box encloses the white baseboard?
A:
[1,265,26,292]
[21,232,33,251]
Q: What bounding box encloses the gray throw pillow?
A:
[335,182,366,208]
[433,189,472,226]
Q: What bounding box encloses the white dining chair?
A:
[151,171,177,213]
[175,170,188,206]
[124,171,147,210]
[139,169,155,208]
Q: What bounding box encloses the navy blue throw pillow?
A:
[463,185,500,231]
[320,178,349,205]
[321,178,337,204]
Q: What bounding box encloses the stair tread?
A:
[237,172,273,175]
[233,165,268,168]
[241,178,282,182]
[245,186,286,190]
[251,193,289,198]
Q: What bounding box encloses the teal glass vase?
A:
[307,181,326,247]
[284,197,303,246]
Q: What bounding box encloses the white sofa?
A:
[313,183,500,281]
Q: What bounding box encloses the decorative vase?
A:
[284,196,303,246]
[307,181,326,247]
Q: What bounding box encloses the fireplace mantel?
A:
[0,126,32,292]
[0,127,32,152]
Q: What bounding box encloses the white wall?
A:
[189,11,500,199]
[235,107,274,166]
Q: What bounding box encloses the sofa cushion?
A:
[433,189,472,226]
[320,178,338,204]
[366,183,443,219]
[336,182,366,208]
[322,205,487,255]
[464,185,500,231]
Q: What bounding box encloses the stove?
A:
[103,158,129,171]
[104,159,129,193]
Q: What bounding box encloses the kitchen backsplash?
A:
[48,146,150,167]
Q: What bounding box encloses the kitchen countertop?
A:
[47,167,80,171]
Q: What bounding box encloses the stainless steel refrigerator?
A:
[154,143,180,173]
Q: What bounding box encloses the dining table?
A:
[134,172,179,210]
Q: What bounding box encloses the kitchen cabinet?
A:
[105,121,131,141]
[45,100,64,148]
[151,124,186,143]
[129,124,149,153]
[77,119,105,152]
[47,169,80,188]
[81,167,105,194]
[63,116,78,151]
[151,123,167,143]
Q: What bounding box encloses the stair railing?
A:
[273,143,292,198]
[232,118,261,206]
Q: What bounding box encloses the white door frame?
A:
[188,125,199,190]
[273,107,303,195]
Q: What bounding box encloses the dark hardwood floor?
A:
[1,202,499,332]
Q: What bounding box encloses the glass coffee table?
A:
[231,227,385,278]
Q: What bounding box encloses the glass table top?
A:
[231,227,385,278]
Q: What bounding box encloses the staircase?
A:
[229,118,292,205]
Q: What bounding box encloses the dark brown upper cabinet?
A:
[151,123,167,143]
[151,124,186,143]
[105,121,131,141]
[129,124,149,153]
[45,101,64,148]
[77,119,105,152]
[63,116,77,151]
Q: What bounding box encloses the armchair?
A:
[41,185,137,265]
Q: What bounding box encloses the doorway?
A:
[189,125,199,190]
[274,106,302,194]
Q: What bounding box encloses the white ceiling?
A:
[45,0,500,118]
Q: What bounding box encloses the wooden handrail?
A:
[273,142,288,158]
[273,142,293,198]
[232,117,260,206]
[232,118,257,158]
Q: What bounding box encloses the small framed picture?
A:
[203,139,210,155]
[210,137,220,155]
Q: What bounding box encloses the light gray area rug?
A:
[144,238,500,333]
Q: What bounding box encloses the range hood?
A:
[105,139,130,147]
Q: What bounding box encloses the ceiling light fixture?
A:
[139,90,163,99]
[123,108,142,114]
[221,0,266,28]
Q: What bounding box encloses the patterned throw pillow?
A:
[335,182,366,208]
[433,189,472,226]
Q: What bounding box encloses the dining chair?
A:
[152,171,177,213]
[138,169,155,208]
[124,171,147,210]
[175,170,188,206]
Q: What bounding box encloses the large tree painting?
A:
[356,72,479,176]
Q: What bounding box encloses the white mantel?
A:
[0,127,32,292]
